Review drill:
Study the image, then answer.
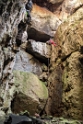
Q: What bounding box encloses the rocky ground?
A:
[0,113,83,124]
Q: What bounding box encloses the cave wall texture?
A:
[0,0,83,121]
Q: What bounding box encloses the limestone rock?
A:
[0,110,5,117]
[62,0,83,14]
[50,7,83,120]
[32,0,64,14]
[26,39,51,62]
[0,110,5,124]
[56,0,83,21]
[13,49,43,76]
[62,52,83,120]
[54,7,83,59]
[12,71,48,115]
[46,65,63,116]
[28,4,61,41]
[1,0,83,120]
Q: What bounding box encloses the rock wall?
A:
[0,0,60,116]
[0,0,27,115]
[0,0,83,121]
[46,4,83,120]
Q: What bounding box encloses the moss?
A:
[13,70,48,99]
[26,12,28,16]
[62,68,68,89]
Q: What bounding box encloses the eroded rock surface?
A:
[45,65,63,116]
[12,71,48,115]
[29,4,62,40]
[26,39,51,62]
[0,0,83,122]
[0,0,52,115]
[14,49,43,76]
[47,6,83,120]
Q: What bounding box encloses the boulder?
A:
[62,0,83,14]
[13,49,43,76]
[28,4,61,41]
[32,0,64,13]
[4,113,43,124]
[12,71,48,115]
[54,7,83,59]
[26,39,51,62]
[58,0,83,21]
[4,114,32,124]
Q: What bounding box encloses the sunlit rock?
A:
[54,7,83,59]
[26,39,51,62]
[59,0,83,21]
[28,4,61,41]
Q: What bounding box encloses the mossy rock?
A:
[12,70,48,115]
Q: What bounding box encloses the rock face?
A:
[0,0,29,115]
[32,0,83,21]
[26,39,51,62]
[60,8,83,119]
[59,1,83,24]
[0,0,53,116]
[62,52,83,119]
[0,0,83,121]
[33,0,64,12]
[13,49,43,75]
[45,65,63,116]
[12,71,48,115]
[29,4,61,40]
[46,6,83,120]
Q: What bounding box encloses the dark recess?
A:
[28,28,50,42]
